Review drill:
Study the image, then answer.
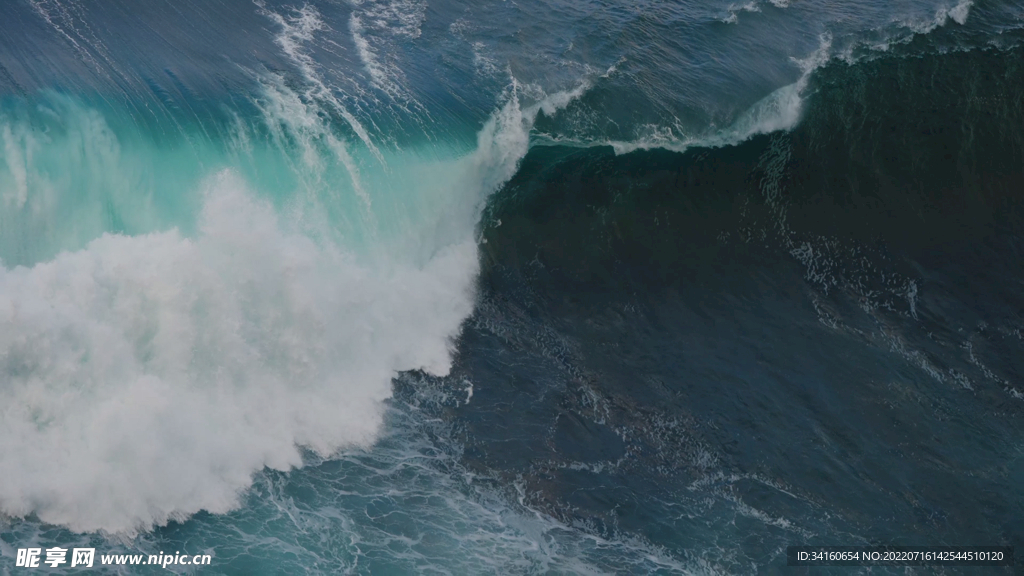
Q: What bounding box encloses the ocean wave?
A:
[0,60,594,535]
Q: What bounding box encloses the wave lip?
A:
[593,34,830,156]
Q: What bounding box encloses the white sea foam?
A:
[0,171,478,534]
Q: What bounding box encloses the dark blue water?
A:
[1,0,1023,573]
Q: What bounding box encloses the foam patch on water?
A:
[0,171,477,534]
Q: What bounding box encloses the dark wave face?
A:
[466,43,1024,571]
[1,0,1023,573]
